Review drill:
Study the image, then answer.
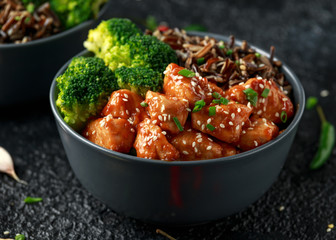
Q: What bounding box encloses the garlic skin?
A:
[0,147,27,185]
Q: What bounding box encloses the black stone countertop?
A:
[1,0,336,239]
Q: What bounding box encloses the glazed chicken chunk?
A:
[171,130,237,161]
[145,91,189,134]
[102,89,148,127]
[191,101,252,143]
[237,117,279,151]
[163,63,212,108]
[134,119,180,161]
[225,78,294,124]
[83,115,136,153]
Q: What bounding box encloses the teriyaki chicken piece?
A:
[225,78,294,124]
[83,115,136,153]
[145,91,189,134]
[134,119,180,161]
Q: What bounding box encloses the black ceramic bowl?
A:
[0,1,111,106]
[50,32,305,225]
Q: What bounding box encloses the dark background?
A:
[1,0,336,239]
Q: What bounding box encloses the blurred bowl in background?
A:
[0,0,112,106]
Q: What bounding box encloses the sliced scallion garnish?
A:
[178,69,195,78]
[206,124,215,131]
[243,88,258,106]
[192,99,206,112]
[209,106,216,116]
[173,117,184,131]
[261,88,270,98]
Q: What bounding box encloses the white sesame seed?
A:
[126,110,129,115]
[247,102,252,109]
[195,147,198,153]
[124,93,128,98]
[92,130,96,134]
[275,112,280,117]
[186,108,191,112]
[282,98,288,101]
[158,115,163,121]
[262,118,267,123]
[197,138,202,143]
[320,89,329,97]
[208,138,213,142]
[122,98,128,102]
[236,125,240,130]
[192,142,196,147]
[259,84,264,89]
[3,231,9,235]
[153,136,158,141]
[163,70,167,74]
[115,93,120,96]
[196,120,201,126]
[327,228,331,232]
[224,111,229,114]
[183,140,186,144]
[248,127,254,130]
[239,82,244,85]
[187,129,192,132]
[257,110,262,115]
[220,124,225,128]
[168,115,171,120]
[207,118,212,124]
[229,121,234,126]
[242,130,246,134]
[242,122,245,126]
[263,106,266,112]
[162,131,166,135]
[231,113,235,119]
[130,128,135,133]
[183,151,189,155]
[237,108,241,113]
[182,99,189,102]
[201,124,205,130]
[85,132,89,136]
[152,120,157,124]
[245,84,250,89]
[136,108,140,113]
[206,146,212,150]
[153,97,158,100]
[254,140,258,147]
[164,115,167,121]
[279,206,285,211]
[196,134,202,139]
[191,81,197,87]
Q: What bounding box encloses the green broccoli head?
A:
[50,0,107,29]
[56,56,117,131]
[115,66,163,98]
[128,35,178,73]
[84,18,142,58]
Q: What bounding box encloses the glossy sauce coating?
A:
[83,115,136,153]
[102,89,148,127]
[225,78,294,124]
[134,118,180,161]
[145,91,189,134]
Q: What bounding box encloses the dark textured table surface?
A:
[1,0,336,239]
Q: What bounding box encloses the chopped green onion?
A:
[261,88,270,98]
[235,60,240,65]
[209,106,216,116]
[226,49,233,55]
[213,97,229,105]
[26,3,35,13]
[14,16,21,21]
[212,91,221,99]
[219,45,225,49]
[281,111,287,123]
[140,101,148,107]
[255,52,261,58]
[15,234,26,240]
[197,57,205,65]
[173,117,184,132]
[24,197,43,204]
[306,96,318,110]
[145,15,157,31]
[178,69,195,78]
[24,17,31,24]
[243,88,258,106]
[183,24,207,32]
[206,124,215,131]
[192,99,206,112]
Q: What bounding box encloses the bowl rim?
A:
[50,31,305,166]
[0,1,110,49]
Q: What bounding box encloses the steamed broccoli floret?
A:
[115,66,163,98]
[128,34,178,73]
[50,0,107,29]
[84,18,142,58]
[56,56,117,131]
